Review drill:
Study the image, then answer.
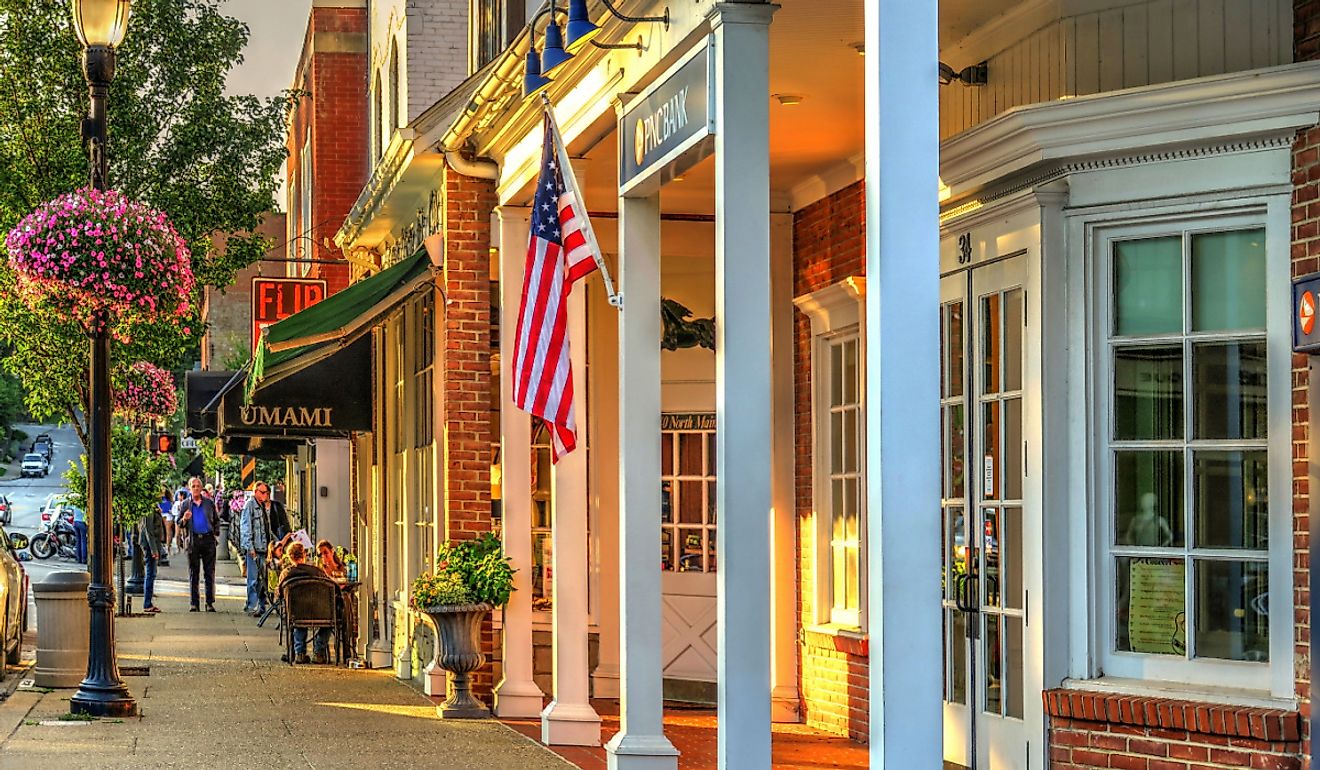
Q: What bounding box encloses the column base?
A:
[771,685,801,723]
[494,678,545,718]
[367,641,392,670]
[422,661,446,697]
[541,699,602,746]
[605,732,680,770]
[592,663,620,699]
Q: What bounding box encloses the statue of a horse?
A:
[660,298,716,351]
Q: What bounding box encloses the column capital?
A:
[613,92,639,120]
[495,204,531,223]
[705,1,778,30]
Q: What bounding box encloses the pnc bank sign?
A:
[619,38,713,194]
[251,277,326,350]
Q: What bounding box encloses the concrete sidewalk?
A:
[0,583,572,769]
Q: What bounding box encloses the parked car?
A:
[20,454,47,478]
[39,498,77,525]
[0,524,28,668]
[31,439,52,461]
[0,495,11,524]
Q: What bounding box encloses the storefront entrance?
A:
[940,255,1029,770]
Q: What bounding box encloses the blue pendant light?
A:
[523,48,551,98]
[540,18,574,76]
[564,0,600,53]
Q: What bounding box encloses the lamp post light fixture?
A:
[69,0,137,720]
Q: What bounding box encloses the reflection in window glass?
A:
[1192,341,1267,441]
[1113,346,1183,441]
[1114,236,1182,336]
[1191,229,1266,332]
[1114,451,1184,547]
[1194,451,1268,550]
[1195,560,1268,662]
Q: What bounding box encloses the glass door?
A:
[941,256,1028,770]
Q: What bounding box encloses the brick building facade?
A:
[285,2,368,296]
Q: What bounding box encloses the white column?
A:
[542,172,603,743]
[605,192,678,770]
[768,212,799,723]
[591,276,622,700]
[709,3,777,766]
[494,206,545,718]
[866,1,942,765]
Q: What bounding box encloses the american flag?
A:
[512,114,601,461]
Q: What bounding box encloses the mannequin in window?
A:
[1124,491,1173,546]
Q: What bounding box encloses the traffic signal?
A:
[150,432,178,455]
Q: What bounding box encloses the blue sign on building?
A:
[619,38,715,195]
[1294,272,1320,353]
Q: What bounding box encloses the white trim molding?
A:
[940,61,1320,200]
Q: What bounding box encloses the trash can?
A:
[216,522,232,561]
[33,571,89,688]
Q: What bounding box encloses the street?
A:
[1,423,87,602]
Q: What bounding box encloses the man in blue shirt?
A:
[179,476,221,612]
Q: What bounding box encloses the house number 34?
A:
[957,232,973,265]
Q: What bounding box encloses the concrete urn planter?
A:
[418,603,492,719]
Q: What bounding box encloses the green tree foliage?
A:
[197,436,285,490]
[0,0,289,445]
[64,425,171,528]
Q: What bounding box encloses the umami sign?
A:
[619,38,714,195]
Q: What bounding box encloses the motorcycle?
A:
[30,515,78,560]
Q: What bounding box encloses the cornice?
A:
[940,62,1320,200]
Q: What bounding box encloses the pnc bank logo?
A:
[632,85,691,170]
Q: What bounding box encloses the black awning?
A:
[187,335,372,442]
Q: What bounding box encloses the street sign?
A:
[251,277,326,351]
[180,436,198,451]
[1294,272,1320,353]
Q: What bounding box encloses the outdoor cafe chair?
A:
[281,575,340,666]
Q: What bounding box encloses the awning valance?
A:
[248,247,433,394]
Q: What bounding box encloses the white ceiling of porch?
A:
[575,0,1023,215]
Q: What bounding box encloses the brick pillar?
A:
[439,165,497,699]
[1296,2,1320,764]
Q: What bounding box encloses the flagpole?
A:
[540,93,623,309]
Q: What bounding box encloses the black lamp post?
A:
[69,0,137,719]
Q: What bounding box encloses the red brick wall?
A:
[1045,690,1301,770]
[439,167,497,698]
[287,6,367,297]
[793,180,868,741]
[1296,4,1320,766]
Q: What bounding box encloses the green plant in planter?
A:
[411,571,471,609]
[410,532,515,609]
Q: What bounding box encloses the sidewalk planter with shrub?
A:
[410,533,514,719]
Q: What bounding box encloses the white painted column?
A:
[542,167,603,743]
[494,206,546,718]
[708,3,777,766]
[866,1,942,765]
[768,212,799,723]
[590,274,622,700]
[604,192,678,770]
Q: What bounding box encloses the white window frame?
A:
[299,127,312,278]
[1087,204,1291,696]
[795,277,867,630]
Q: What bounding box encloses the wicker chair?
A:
[281,576,340,665]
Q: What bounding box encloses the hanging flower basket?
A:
[3,187,194,333]
[113,361,177,423]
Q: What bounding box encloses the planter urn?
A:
[418,603,492,719]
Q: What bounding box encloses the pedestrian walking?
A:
[179,476,220,612]
[138,504,165,613]
[239,481,276,616]
[72,504,88,565]
[170,490,187,552]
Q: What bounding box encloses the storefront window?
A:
[660,415,717,574]
[1108,227,1269,665]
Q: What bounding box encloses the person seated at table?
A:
[316,539,347,581]
[278,542,332,664]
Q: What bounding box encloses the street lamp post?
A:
[69,0,137,719]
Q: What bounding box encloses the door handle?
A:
[954,573,978,614]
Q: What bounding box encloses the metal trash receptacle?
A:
[32,571,89,688]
